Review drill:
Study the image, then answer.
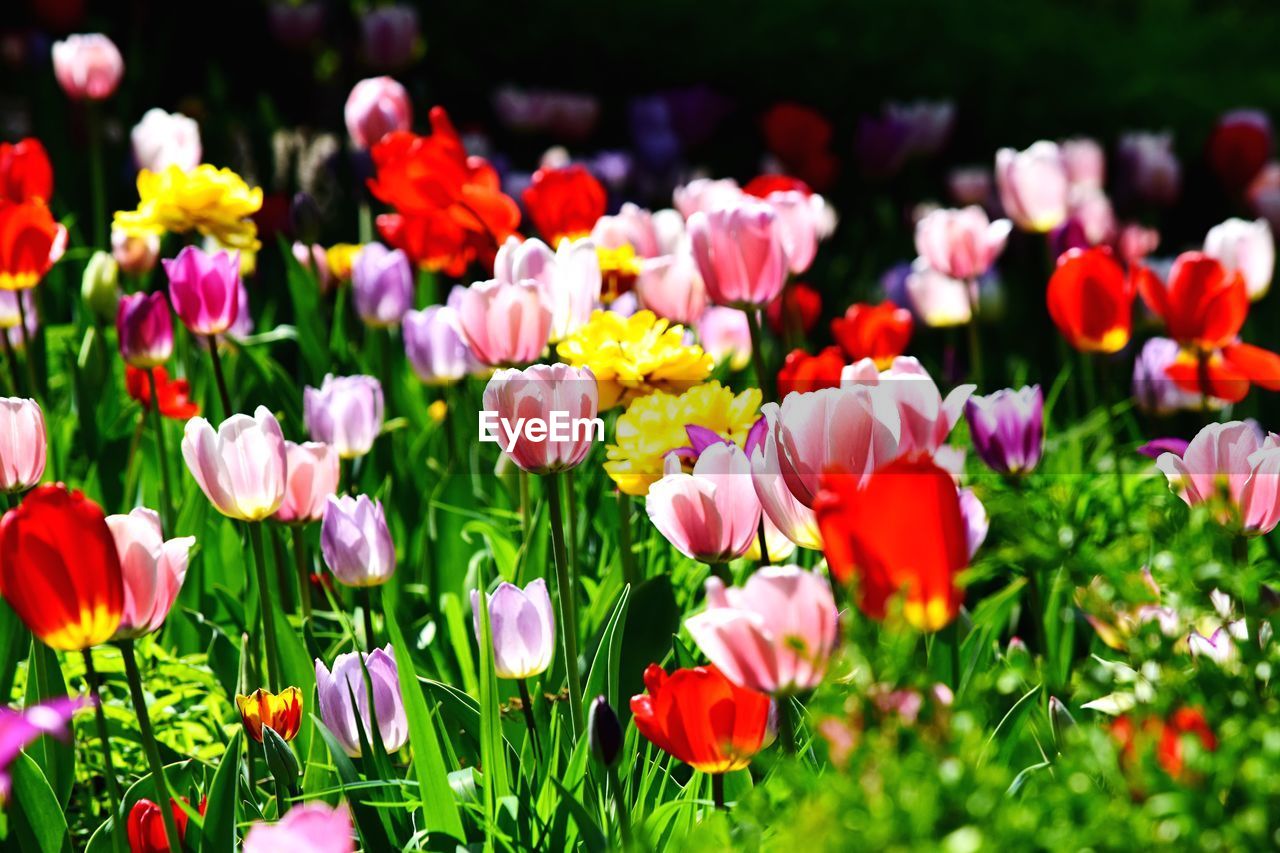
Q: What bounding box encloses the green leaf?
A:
[311,716,395,852]
[583,585,631,713]
[9,752,69,853]
[549,777,607,853]
[24,641,73,808]
[199,729,241,853]
[476,568,512,835]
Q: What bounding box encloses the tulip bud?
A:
[469,579,555,680]
[80,250,119,321]
[351,243,413,328]
[344,77,412,150]
[320,495,396,587]
[262,723,302,792]
[163,245,241,336]
[1049,696,1076,747]
[587,696,623,767]
[116,292,174,368]
[107,507,194,640]
[112,227,161,276]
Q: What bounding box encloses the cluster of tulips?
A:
[1,22,1279,853]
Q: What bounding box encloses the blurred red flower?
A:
[744,174,812,198]
[126,366,200,420]
[761,103,838,191]
[1046,247,1138,354]
[522,164,605,247]
[0,199,62,290]
[830,300,914,366]
[777,346,845,398]
[0,139,53,204]
[1206,110,1271,193]
[766,281,821,335]
[1110,707,1217,780]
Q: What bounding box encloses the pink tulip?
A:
[844,356,973,461]
[914,206,1011,281]
[645,442,761,563]
[51,34,124,101]
[904,260,973,327]
[673,178,743,219]
[695,306,752,372]
[344,76,413,150]
[163,245,241,336]
[947,166,993,208]
[635,247,707,326]
[591,203,683,258]
[1061,137,1105,190]
[243,803,355,853]
[131,108,201,173]
[116,292,173,368]
[685,565,838,695]
[995,141,1070,233]
[470,579,556,680]
[455,279,552,366]
[771,385,900,508]
[274,441,340,524]
[493,237,600,342]
[688,200,789,307]
[113,228,160,276]
[1156,421,1280,536]
[481,363,599,474]
[1204,217,1274,301]
[750,407,821,550]
[107,508,194,639]
[181,406,288,521]
[762,190,821,275]
[0,398,46,493]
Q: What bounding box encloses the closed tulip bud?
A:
[116,292,174,368]
[696,306,753,372]
[455,279,553,366]
[469,579,555,680]
[112,227,160,276]
[481,363,599,474]
[964,385,1044,476]
[0,397,46,493]
[274,441,340,524]
[303,374,384,459]
[351,242,412,328]
[688,200,789,307]
[107,507,194,639]
[51,34,124,101]
[635,247,707,326]
[163,245,241,336]
[345,77,412,150]
[314,646,408,757]
[80,250,119,321]
[181,406,288,521]
[320,495,396,587]
[403,305,475,385]
[236,687,304,742]
[588,696,623,767]
[130,108,202,173]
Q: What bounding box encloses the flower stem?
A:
[518,470,531,544]
[743,307,772,402]
[291,525,312,624]
[711,772,726,811]
[1,329,21,396]
[206,334,233,417]
[119,640,184,853]
[617,490,638,587]
[516,678,541,763]
[777,697,797,755]
[87,103,107,249]
[606,763,633,845]
[247,522,281,690]
[360,586,377,650]
[145,369,175,533]
[756,518,771,566]
[81,648,126,853]
[544,471,583,738]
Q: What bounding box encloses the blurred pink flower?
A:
[995,141,1070,233]
[52,34,123,100]
[913,206,1011,281]
[1156,420,1280,535]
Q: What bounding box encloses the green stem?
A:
[88,103,107,249]
[708,562,730,583]
[777,698,797,755]
[358,201,373,244]
[606,763,633,846]
[711,772,726,811]
[206,334,233,418]
[82,649,126,853]
[518,470,531,545]
[743,307,772,402]
[360,586,377,650]
[516,678,541,763]
[1,328,20,396]
[119,640,184,853]
[247,522,281,690]
[544,471,583,738]
[145,369,175,532]
[617,490,638,587]
[291,525,312,624]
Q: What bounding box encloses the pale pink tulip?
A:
[243,803,355,853]
[1204,217,1274,301]
[493,236,600,342]
[904,260,973,327]
[454,279,552,366]
[274,441,341,524]
[695,306,752,371]
[914,206,1011,281]
[762,190,821,274]
[591,203,678,258]
[481,363,599,474]
[107,508,194,639]
[844,356,974,461]
[673,178,742,219]
[0,398,46,493]
[344,76,412,150]
[995,141,1070,233]
[635,245,707,326]
[1062,137,1105,190]
[181,406,288,521]
[645,442,761,563]
[51,34,124,101]
[750,405,821,550]
[685,565,838,695]
[688,200,789,307]
[1156,420,1280,535]
[131,108,201,173]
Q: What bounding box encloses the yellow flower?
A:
[326,243,364,283]
[596,244,642,303]
[113,164,263,251]
[605,381,761,495]
[557,309,713,410]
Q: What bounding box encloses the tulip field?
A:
[5,4,1280,852]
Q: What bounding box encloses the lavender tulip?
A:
[303,374,384,459]
[964,385,1044,475]
[320,495,396,587]
[470,579,556,680]
[351,243,413,328]
[1132,337,1205,415]
[403,305,475,385]
[314,646,408,757]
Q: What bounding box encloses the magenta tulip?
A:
[0,697,88,800]
[116,292,174,368]
[163,245,241,336]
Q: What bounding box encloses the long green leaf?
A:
[199,730,241,853]
[10,752,69,853]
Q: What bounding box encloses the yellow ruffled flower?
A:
[605,381,761,495]
[556,309,713,410]
[113,164,263,251]
[326,243,364,284]
[596,244,642,303]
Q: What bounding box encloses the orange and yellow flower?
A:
[235,686,303,742]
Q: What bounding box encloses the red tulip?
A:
[0,139,53,204]
[765,281,821,335]
[830,300,914,367]
[1207,110,1271,193]
[521,164,606,247]
[630,663,771,774]
[777,347,845,399]
[127,797,206,853]
[0,484,124,650]
[1045,247,1138,353]
[761,103,838,191]
[814,457,968,631]
[126,366,200,420]
[0,200,63,290]
[743,174,812,198]
[1110,707,1217,780]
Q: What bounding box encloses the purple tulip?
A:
[320,495,396,587]
[964,385,1044,475]
[314,646,408,757]
[163,246,241,336]
[470,579,555,680]
[0,696,88,799]
[402,305,474,386]
[303,374,384,459]
[351,243,413,328]
[116,292,174,368]
[359,5,418,71]
[1137,437,1190,460]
